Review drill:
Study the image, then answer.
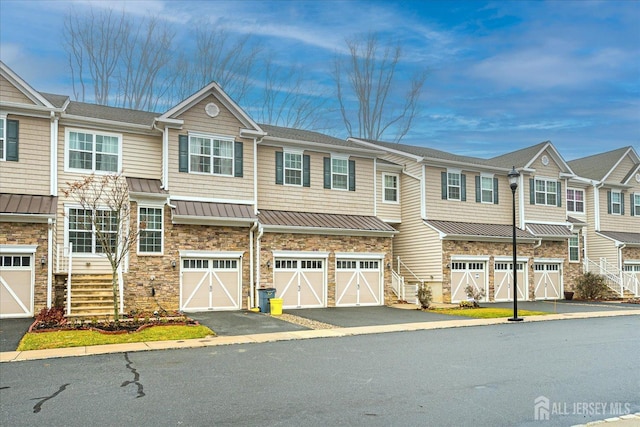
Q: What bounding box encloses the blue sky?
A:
[1,0,638,160]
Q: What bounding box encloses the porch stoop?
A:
[66,274,116,318]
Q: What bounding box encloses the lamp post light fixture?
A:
[508,166,523,322]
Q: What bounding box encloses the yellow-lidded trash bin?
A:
[269,298,283,316]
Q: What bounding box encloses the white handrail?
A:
[584,257,638,297]
[396,256,424,286]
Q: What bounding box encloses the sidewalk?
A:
[2,305,639,363]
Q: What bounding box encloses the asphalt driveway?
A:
[189,310,308,336]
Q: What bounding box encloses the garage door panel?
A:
[451,261,487,303]
[335,259,382,307]
[494,263,527,301]
[274,258,326,309]
[534,263,562,300]
[180,258,241,311]
[299,271,324,307]
[0,255,34,318]
[181,271,210,310]
[211,271,240,308]
[274,270,298,307]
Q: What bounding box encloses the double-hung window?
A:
[610,191,622,215]
[189,135,233,176]
[284,151,303,186]
[448,172,461,200]
[633,193,640,216]
[568,234,580,262]
[480,176,494,203]
[332,158,349,190]
[67,129,121,173]
[383,173,399,203]
[0,116,5,160]
[566,188,585,213]
[138,207,163,254]
[68,208,117,254]
[534,178,557,206]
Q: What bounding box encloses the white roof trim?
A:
[272,250,330,258]
[348,137,424,162]
[334,252,385,259]
[526,142,575,175]
[0,61,55,108]
[0,244,38,254]
[179,250,244,259]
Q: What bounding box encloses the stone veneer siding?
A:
[623,246,640,263]
[123,204,252,313]
[441,237,583,303]
[259,233,394,306]
[0,222,50,315]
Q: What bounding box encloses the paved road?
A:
[1,316,638,426]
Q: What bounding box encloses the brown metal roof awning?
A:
[597,231,640,246]
[0,193,57,222]
[126,177,167,195]
[171,200,256,226]
[526,223,573,239]
[258,209,397,236]
[425,219,536,241]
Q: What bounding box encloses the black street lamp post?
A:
[508,166,523,322]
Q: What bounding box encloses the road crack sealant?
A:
[121,352,145,398]
[31,383,70,413]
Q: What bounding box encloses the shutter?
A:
[621,193,625,215]
[275,151,283,185]
[6,119,18,162]
[493,178,499,204]
[475,176,481,203]
[607,191,612,214]
[234,141,243,177]
[460,174,466,201]
[441,172,447,200]
[631,193,636,217]
[556,181,562,208]
[178,135,188,172]
[303,154,310,187]
[324,157,331,189]
[348,159,356,191]
[530,179,535,204]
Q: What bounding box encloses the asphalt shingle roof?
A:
[260,124,363,149]
[40,92,69,108]
[568,147,633,181]
[65,101,158,127]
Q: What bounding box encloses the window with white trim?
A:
[634,193,640,216]
[138,207,163,254]
[284,152,302,186]
[0,116,5,160]
[481,176,494,203]
[448,172,461,200]
[332,158,348,190]
[68,208,117,254]
[383,173,398,203]
[535,178,557,206]
[189,135,233,176]
[67,129,121,172]
[566,188,585,213]
[610,191,622,215]
[568,234,580,262]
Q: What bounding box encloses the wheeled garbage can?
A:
[258,288,276,313]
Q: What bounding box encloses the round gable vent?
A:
[541,155,549,166]
[205,102,220,118]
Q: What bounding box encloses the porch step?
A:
[66,274,116,318]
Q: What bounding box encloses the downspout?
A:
[50,112,58,196]
[594,181,603,231]
[255,225,264,307]
[249,221,258,308]
[373,159,377,216]
[152,123,170,190]
[47,218,53,308]
[533,239,542,249]
[421,164,426,219]
[253,137,259,215]
[518,173,525,228]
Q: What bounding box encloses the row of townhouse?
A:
[1,60,639,319]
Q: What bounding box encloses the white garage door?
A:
[451,261,488,303]
[494,262,528,302]
[335,259,383,306]
[622,264,640,296]
[274,258,326,309]
[0,254,34,318]
[534,263,562,300]
[181,257,241,311]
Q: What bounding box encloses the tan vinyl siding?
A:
[522,152,568,223]
[599,185,640,231]
[165,95,254,200]
[377,170,401,222]
[0,115,51,195]
[0,75,35,104]
[425,167,513,224]
[257,145,374,215]
[607,154,635,183]
[392,173,439,281]
[382,153,422,176]
[587,228,619,265]
[122,133,162,179]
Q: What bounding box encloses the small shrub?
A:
[575,272,607,300]
[34,307,66,327]
[417,284,433,309]
[464,285,486,307]
[458,300,475,309]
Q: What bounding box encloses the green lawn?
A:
[17,325,215,351]
[430,307,550,319]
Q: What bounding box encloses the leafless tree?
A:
[333,33,427,143]
[63,174,140,321]
[255,58,329,130]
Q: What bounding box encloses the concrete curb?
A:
[2,309,638,363]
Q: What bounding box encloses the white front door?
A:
[180,258,241,311]
[335,259,383,306]
[0,254,34,318]
[273,258,326,309]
